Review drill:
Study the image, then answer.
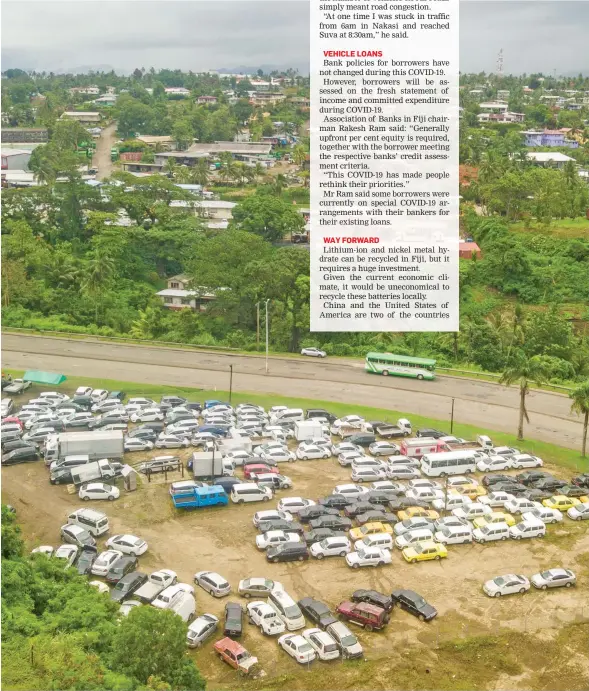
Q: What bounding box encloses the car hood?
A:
[238,657,259,671]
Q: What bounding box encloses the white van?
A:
[152,584,187,610]
[509,519,546,540]
[354,533,393,551]
[477,435,493,450]
[171,592,196,622]
[472,522,510,543]
[230,483,273,504]
[268,589,305,631]
[67,508,109,537]
[270,408,304,424]
[222,459,235,476]
[434,525,473,545]
[394,528,434,550]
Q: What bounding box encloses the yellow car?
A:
[543,496,581,511]
[473,512,516,529]
[403,541,448,564]
[579,495,589,504]
[398,507,440,521]
[349,522,394,541]
[452,483,487,499]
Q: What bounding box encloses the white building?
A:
[156,274,218,311]
[1,148,32,171]
[527,152,576,168]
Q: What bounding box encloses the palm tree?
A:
[29,148,57,187]
[81,252,116,323]
[273,174,287,196]
[164,157,177,177]
[500,351,549,441]
[292,144,307,167]
[569,380,589,457]
[191,158,209,187]
[253,162,266,183]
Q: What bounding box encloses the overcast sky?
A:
[2,1,588,76]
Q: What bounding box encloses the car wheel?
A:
[263,496,269,502]
[417,374,424,380]
[542,585,547,590]
[519,588,526,594]
[83,496,90,501]
[411,559,417,564]
[382,370,389,376]
[494,592,501,598]
[576,516,583,521]
[418,613,426,621]
[303,455,308,460]
[365,624,373,632]
[501,536,508,541]
[352,563,359,569]
[272,558,279,564]
[516,535,522,540]
[565,582,572,588]
[316,553,324,560]
[434,555,441,560]
[108,496,115,501]
[340,551,347,557]
[238,499,244,504]
[323,454,329,459]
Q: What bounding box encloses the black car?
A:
[107,391,126,402]
[388,497,429,512]
[266,542,310,563]
[298,505,340,523]
[559,484,589,498]
[516,471,554,486]
[365,491,396,505]
[303,528,347,546]
[258,519,305,535]
[2,447,40,465]
[491,481,528,495]
[1,428,23,443]
[531,478,567,492]
[71,396,94,409]
[50,468,73,485]
[55,400,87,413]
[142,421,166,433]
[110,571,148,602]
[2,439,38,453]
[211,477,242,494]
[105,555,138,584]
[347,433,376,447]
[344,502,385,519]
[160,395,187,409]
[391,589,437,621]
[76,545,98,575]
[305,409,336,424]
[184,402,203,412]
[223,602,243,638]
[522,488,553,502]
[351,589,393,612]
[416,428,446,439]
[298,597,338,629]
[127,427,157,441]
[309,515,352,531]
[357,511,398,526]
[482,474,514,488]
[89,414,128,430]
[318,494,355,509]
[571,473,589,489]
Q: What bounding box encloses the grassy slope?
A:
[5,369,587,472]
[509,218,589,240]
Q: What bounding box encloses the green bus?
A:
[365,352,436,380]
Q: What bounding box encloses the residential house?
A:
[93,94,117,106]
[249,92,285,106]
[156,274,218,311]
[169,199,236,220]
[155,141,272,167]
[478,101,508,113]
[522,130,579,148]
[197,95,218,105]
[165,87,190,97]
[69,86,100,96]
[526,152,576,168]
[61,111,101,124]
[478,111,524,123]
[120,161,164,174]
[459,242,482,260]
[136,135,174,150]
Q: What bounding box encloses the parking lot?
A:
[2,386,589,690]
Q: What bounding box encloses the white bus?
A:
[420,450,477,477]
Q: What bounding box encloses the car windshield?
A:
[494,577,506,586]
[341,633,358,646]
[299,643,313,653]
[284,605,301,617]
[540,571,553,579]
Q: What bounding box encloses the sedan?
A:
[318,494,355,509]
[296,443,330,460]
[105,534,148,556]
[261,449,296,464]
[278,633,316,664]
[246,601,286,635]
[65,412,94,428]
[194,571,231,597]
[479,491,515,507]
[277,497,316,514]
[310,536,352,559]
[301,347,326,358]
[224,602,243,638]
[390,589,437,621]
[124,437,154,452]
[130,408,164,423]
[187,614,219,648]
[331,441,362,456]
[298,597,338,629]
[110,571,148,601]
[106,556,139,584]
[91,550,124,577]
[351,467,387,483]
[530,568,576,590]
[345,547,392,569]
[238,577,283,598]
[79,482,120,502]
[477,455,513,473]
[338,450,364,467]
[369,441,400,457]
[76,545,98,575]
[137,456,181,474]
[2,447,40,465]
[155,434,191,449]
[356,511,398,526]
[567,504,589,520]
[304,528,347,546]
[351,589,393,611]
[54,544,79,568]
[483,574,530,598]
[344,501,385,519]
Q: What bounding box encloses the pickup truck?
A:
[172,485,229,510]
[3,379,32,395]
[134,569,178,603]
[375,419,412,438]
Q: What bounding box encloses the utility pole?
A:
[450,398,455,434]
[256,302,260,350]
[265,299,270,374]
[229,365,233,404]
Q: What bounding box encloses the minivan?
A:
[434,525,473,545]
[354,533,393,551]
[49,454,92,471]
[171,592,197,623]
[268,589,305,630]
[230,483,273,504]
[394,528,434,550]
[270,408,304,423]
[67,508,110,536]
[472,522,510,543]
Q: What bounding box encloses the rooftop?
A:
[527,152,575,162]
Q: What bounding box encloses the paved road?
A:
[93,122,117,180]
[1,333,581,449]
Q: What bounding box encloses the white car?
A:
[511,454,543,469]
[193,571,231,597]
[432,493,472,512]
[523,507,563,524]
[278,633,317,664]
[303,628,340,660]
[331,441,362,456]
[155,434,191,449]
[504,497,542,515]
[90,399,122,414]
[90,389,109,403]
[345,546,392,569]
[351,466,387,483]
[452,502,492,520]
[89,580,110,594]
[252,509,294,527]
[370,441,401,456]
[247,601,286,635]
[130,407,164,423]
[236,403,265,414]
[310,536,352,559]
[567,504,589,521]
[479,491,515,507]
[530,568,576,589]
[483,574,530,598]
[509,519,546,539]
[91,550,124,576]
[333,484,369,498]
[126,397,156,409]
[405,487,444,502]
[446,476,479,489]
[54,544,79,567]
[350,456,385,468]
[74,386,93,397]
[105,534,148,556]
[386,465,420,480]
[79,482,120,501]
[338,450,364,466]
[255,531,301,550]
[476,455,514,472]
[186,613,219,647]
[261,448,296,464]
[31,545,54,557]
[371,480,405,494]
[296,443,330,460]
[301,347,326,358]
[166,421,199,436]
[277,497,316,514]
[55,407,79,420]
[119,600,142,617]
[124,437,154,452]
[386,455,420,468]
[223,450,260,466]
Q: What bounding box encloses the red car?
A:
[243,463,278,479]
[335,601,389,631]
[213,637,259,674]
[2,417,23,429]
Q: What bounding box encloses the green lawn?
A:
[510,217,589,239]
[6,369,587,473]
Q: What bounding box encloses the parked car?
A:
[336,600,389,631]
[402,541,448,563]
[194,571,231,597]
[75,545,98,575]
[155,434,190,449]
[79,482,120,502]
[276,497,316,514]
[351,589,393,611]
[186,613,219,648]
[390,589,437,621]
[278,633,316,664]
[298,597,338,629]
[105,534,148,556]
[213,637,259,674]
[256,530,301,550]
[124,437,154,452]
[319,494,355,509]
[267,542,310,563]
[298,505,339,522]
[91,550,124,576]
[369,441,400,456]
[246,600,286,635]
[304,528,347,546]
[568,503,589,520]
[238,577,283,599]
[301,347,326,358]
[483,574,530,598]
[137,456,181,474]
[309,515,352,531]
[345,546,392,569]
[60,524,96,548]
[310,536,352,559]
[106,556,139,584]
[530,568,576,589]
[54,544,79,568]
[224,602,243,638]
[2,447,40,465]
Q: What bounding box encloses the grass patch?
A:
[510,218,589,240]
[5,369,587,473]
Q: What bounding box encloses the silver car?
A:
[194,570,231,597]
[530,568,576,589]
[186,613,219,647]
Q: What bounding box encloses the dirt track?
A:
[1,333,582,449]
[93,122,116,180]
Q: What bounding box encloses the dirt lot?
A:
[3,430,589,691]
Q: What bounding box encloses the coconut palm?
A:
[81,252,116,323]
[569,380,589,457]
[292,144,307,167]
[500,351,549,441]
